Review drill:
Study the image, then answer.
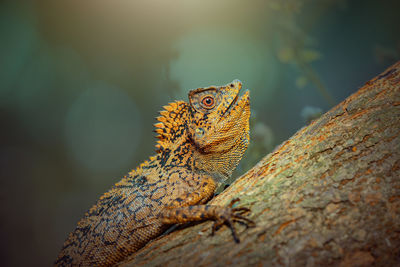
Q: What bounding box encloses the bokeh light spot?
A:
[65,82,141,175]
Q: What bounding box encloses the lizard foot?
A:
[211,198,255,243]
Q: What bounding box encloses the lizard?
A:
[55,79,253,266]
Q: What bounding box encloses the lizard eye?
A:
[201,96,215,109]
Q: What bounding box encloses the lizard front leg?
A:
[159,176,255,242]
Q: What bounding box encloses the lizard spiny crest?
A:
[154,101,188,153]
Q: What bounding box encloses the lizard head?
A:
[187,79,250,182]
[153,79,250,183]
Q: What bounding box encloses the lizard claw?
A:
[211,221,223,236]
[211,198,255,243]
[228,198,241,208]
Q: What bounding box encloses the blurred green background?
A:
[0,0,399,266]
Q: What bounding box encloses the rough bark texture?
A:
[119,62,400,267]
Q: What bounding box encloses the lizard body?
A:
[55,80,252,266]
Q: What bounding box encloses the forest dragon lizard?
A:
[55,80,253,266]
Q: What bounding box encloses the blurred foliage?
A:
[0,0,399,266]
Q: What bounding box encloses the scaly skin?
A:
[55,80,253,266]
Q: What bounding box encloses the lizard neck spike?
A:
[154,100,188,152]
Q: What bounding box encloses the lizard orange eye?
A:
[201,96,215,109]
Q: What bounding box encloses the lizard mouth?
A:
[224,94,239,116]
[222,89,249,118]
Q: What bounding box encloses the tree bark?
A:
[119,61,400,267]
